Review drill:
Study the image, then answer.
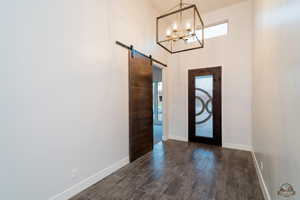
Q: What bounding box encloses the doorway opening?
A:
[153,66,163,145]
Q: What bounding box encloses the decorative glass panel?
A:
[195,75,213,138]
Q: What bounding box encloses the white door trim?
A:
[153,64,168,141]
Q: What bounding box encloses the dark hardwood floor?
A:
[70,140,264,200]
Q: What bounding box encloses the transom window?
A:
[188,22,228,43]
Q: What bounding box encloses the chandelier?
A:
[156,0,204,54]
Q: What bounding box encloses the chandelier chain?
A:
[163,0,193,13]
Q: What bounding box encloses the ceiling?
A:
[150,0,246,14]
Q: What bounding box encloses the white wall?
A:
[0,0,167,199]
[253,0,300,199]
[167,0,253,149]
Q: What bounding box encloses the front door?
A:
[188,67,222,146]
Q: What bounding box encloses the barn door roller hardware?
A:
[115,41,167,68]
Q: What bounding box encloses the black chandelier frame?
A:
[156,4,204,54]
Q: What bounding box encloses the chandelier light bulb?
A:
[172,23,178,32]
[166,29,172,38]
[186,23,192,32]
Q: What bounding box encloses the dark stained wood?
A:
[69,140,264,200]
[188,67,222,146]
[128,50,153,162]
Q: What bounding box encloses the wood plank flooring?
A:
[70,140,264,200]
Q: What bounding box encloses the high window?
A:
[188,22,228,43]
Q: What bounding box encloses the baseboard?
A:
[222,143,253,151]
[251,152,272,200]
[49,157,129,200]
[168,135,188,142]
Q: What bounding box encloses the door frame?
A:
[153,81,162,125]
[188,66,222,146]
[152,64,168,142]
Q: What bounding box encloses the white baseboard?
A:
[222,143,253,151]
[251,152,271,200]
[49,157,129,200]
[168,135,188,142]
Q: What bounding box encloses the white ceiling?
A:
[150,0,246,14]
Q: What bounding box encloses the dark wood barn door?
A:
[188,67,222,146]
[128,50,153,162]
